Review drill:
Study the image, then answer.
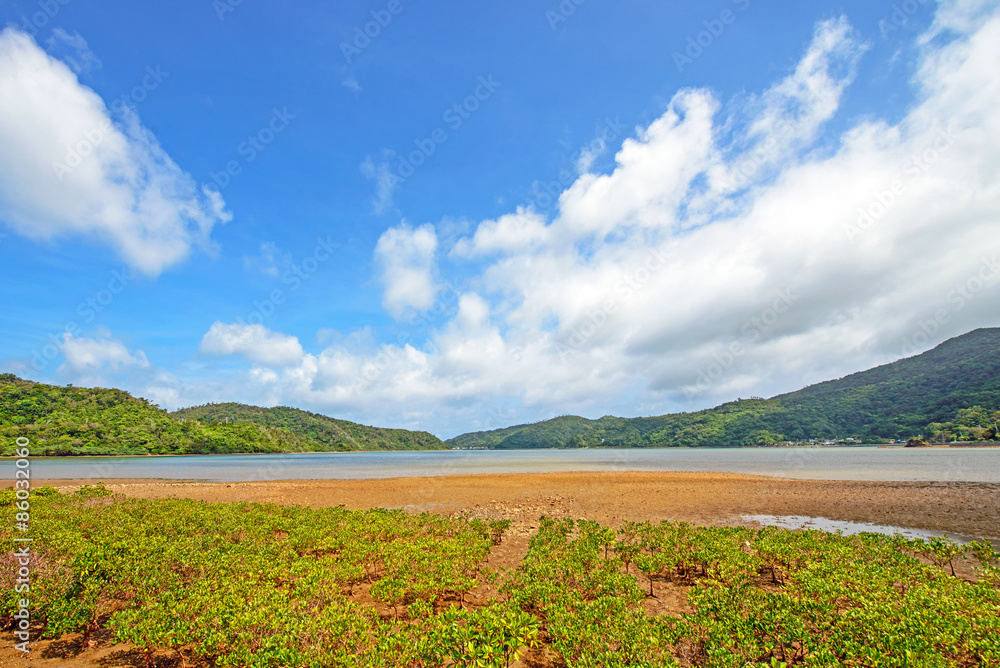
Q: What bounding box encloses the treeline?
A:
[171,403,443,451]
[448,327,1000,449]
[925,406,1000,443]
[0,374,443,456]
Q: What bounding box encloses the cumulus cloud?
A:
[166,3,1000,436]
[451,207,550,257]
[0,28,231,276]
[696,18,866,208]
[200,322,304,367]
[555,90,718,239]
[58,332,149,377]
[748,17,865,148]
[374,222,440,318]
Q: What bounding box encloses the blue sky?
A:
[1,0,998,438]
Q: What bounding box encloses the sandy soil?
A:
[3,471,999,666]
[35,470,1000,540]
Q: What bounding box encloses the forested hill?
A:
[171,403,442,451]
[0,374,444,456]
[447,328,1000,449]
[4,327,998,455]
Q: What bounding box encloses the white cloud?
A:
[696,18,866,208]
[922,0,997,40]
[59,333,149,375]
[575,138,606,174]
[374,222,440,318]
[553,89,718,239]
[748,17,865,148]
[141,383,182,409]
[200,322,304,367]
[361,154,399,214]
[152,3,1000,437]
[0,28,231,276]
[45,28,101,74]
[243,241,290,277]
[451,207,550,257]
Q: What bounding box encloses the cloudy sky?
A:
[1,0,998,438]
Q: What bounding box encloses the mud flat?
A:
[38,470,1000,542]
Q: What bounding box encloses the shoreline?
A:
[28,470,1000,544]
[0,450,366,460]
[5,442,999,461]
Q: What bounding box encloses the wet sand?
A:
[35,470,1000,541]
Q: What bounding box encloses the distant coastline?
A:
[5,442,1000,459]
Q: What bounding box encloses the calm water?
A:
[16,446,1000,483]
[742,515,1000,550]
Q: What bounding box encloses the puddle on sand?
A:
[740,515,1000,550]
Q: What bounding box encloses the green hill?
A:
[5,328,998,455]
[171,403,443,451]
[448,415,596,450]
[0,374,444,456]
[447,328,1000,449]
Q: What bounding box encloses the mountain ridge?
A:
[2,328,998,455]
[0,374,444,456]
[447,328,1000,449]
[171,402,443,452]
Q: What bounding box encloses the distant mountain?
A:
[0,375,443,456]
[171,403,442,452]
[447,328,1000,449]
[4,328,998,456]
[448,416,597,450]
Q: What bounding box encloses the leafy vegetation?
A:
[0,374,443,456]
[3,490,998,666]
[449,327,1000,448]
[926,405,1000,443]
[172,402,442,451]
[508,518,1000,666]
[5,327,998,455]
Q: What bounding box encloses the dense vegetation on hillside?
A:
[172,403,443,451]
[0,374,443,456]
[3,488,997,666]
[927,405,1000,443]
[4,328,998,455]
[450,416,598,450]
[448,328,1000,449]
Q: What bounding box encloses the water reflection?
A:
[741,514,1000,550]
